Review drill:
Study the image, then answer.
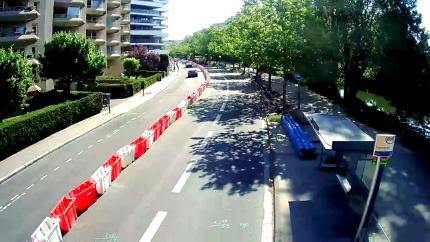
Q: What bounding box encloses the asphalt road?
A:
[0,68,204,242]
[63,68,267,242]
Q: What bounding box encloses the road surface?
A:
[0,68,204,241]
[63,68,267,242]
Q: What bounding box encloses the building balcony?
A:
[121,41,130,47]
[86,20,106,31]
[121,5,130,14]
[87,3,106,16]
[152,15,167,20]
[87,35,106,45]
[132,0,165,8]
[131,30,167,37]
[122,0,131,3]
[0,6,39,23]
[153,24,167,29]
[121,27,130,35]
[53,14,84,27]
[54,0,86,8]
[107,0,121,9]
[121,18,130,24]
[107,50,121,59]
[130,8,160,16]
[107,23,120,33]
[107,38,120,46]
[0,32,39,47]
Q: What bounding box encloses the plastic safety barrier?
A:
[142,130,154,149]
[68,180,97,213]
[161,114,170,132]
[116,145,136,168]
[173,107,182,120]
[187,95,194,106]
[102,154,122,181]
[50,196,77,233]
[167,110,176,125]
[131,136,148,159]
[90,166,112,195]
[281,115,316,159]
[31,217,63,242]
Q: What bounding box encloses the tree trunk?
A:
[268,70,272,92]
[282,69,288,115]
[232,63,235,69]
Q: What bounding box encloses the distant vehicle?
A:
[187,70,198,78]
[185,62,193,68]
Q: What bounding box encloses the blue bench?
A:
[281,115,317,159]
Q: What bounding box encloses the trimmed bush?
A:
[0,93,103,160]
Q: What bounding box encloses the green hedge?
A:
[0,93,103,160]
[95,73,163,98]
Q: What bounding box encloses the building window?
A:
[34,2,39,12]
[67,7,80,18]
[32,23,38,35]
[32,46,36,55]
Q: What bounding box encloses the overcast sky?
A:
[166,0,430,41]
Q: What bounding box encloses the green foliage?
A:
[0,93,103,160]
[159,54,169,71]
[123,58,140,78]
[356,91,396,115]
[0,48,33,120]
[94,73,163,98]
[267,113,282,123]
[41,32,106,95]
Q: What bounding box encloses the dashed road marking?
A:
[88,145,93,149]
[172,162,194,193]
[77,151,83,155]
[220,103,226,112]
[10,195,18,201]
[26,184,34,190]
[65,158,72,163]
[40,174,48,181]
[212,114,222,126]
[139,211,168,242]
[132,117,137,121]
[97,139,103,143]
[20,192,26,196]
[120,125,125,129]
[200,131,214,148]
[53,166,60,171]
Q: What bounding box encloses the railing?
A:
[131,9,159,15]
[0,30,35,37]
[88,0,104,9]
[121,26,130,31]
[107,21,120,28]
[107,50,120,55]
[53,14,80,19]
[0,6,27,11]
[131,19,154,24]
[86,18,104,24]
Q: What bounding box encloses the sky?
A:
[166,0,430,41]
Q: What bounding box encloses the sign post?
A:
[294,73,302,111]
[355,134,396,242]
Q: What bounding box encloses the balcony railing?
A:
[0,29,35,37]
[86,18,103,24]
[131,19,155,24]
[107,49,119,55]
[107,21,119,28]
[53,14,80,19]
[131,9,159,15]
[88,0,104,8]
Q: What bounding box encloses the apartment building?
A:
[130,0,168,54]
[0,0,131,75]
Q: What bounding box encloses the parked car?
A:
[187,70,198,78]
[185,62,193,68]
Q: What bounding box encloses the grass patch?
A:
[356,91,396,115]
[267,113,282,123]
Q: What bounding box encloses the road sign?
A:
[373,134,396,157]
[294,73,302,81]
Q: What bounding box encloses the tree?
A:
[128,46,161,71]
[41,32,106,95]
[158,54,169,72]
[0,48,32,121]
[123,58,140,78]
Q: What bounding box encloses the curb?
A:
[0,73,179,185]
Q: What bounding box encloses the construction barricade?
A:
[116,145,136,168]
[31,217,63,242]
[160,114,170,132]
[142,130,154,149]
[131,136,148,159]
[167,110,176,125]
[90,166,112,195]
[68,180,97,213]
[173,107,182,120]
[50,196,77,233]
[102,154,122,181]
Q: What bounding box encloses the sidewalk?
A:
[262,74,430,242]
[0,70,182,184]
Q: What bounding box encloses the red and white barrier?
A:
[142,130,154,149]
[90,166,112,195]
[68,180,98,213]
[116,145,136,168]
[31,217,63,242]
[50,196,77,233]
[167,110,176,125]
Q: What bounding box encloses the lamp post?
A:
[294,73,302,111]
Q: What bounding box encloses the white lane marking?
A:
[26,184,34,190]
[40,174,48,181]
[126,121,131,124]
[65,158,72,163]
[220,103,226,112]
[10,195,18,201]
[20,192,26,196]
[139,211,168,242]
[120,125,125,129]
[97,139,103,143]
[200,131,214,148]
[261,150,274,242]
[77,150,83,156]
[132,117,137,121]
[53,166,60,172]
[212,114,222,126]
[172,162,194,193]
[107,134,112,139]
[88,145,93,149]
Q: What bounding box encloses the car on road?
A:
[185,62,193,68]
[187,70,198,78]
